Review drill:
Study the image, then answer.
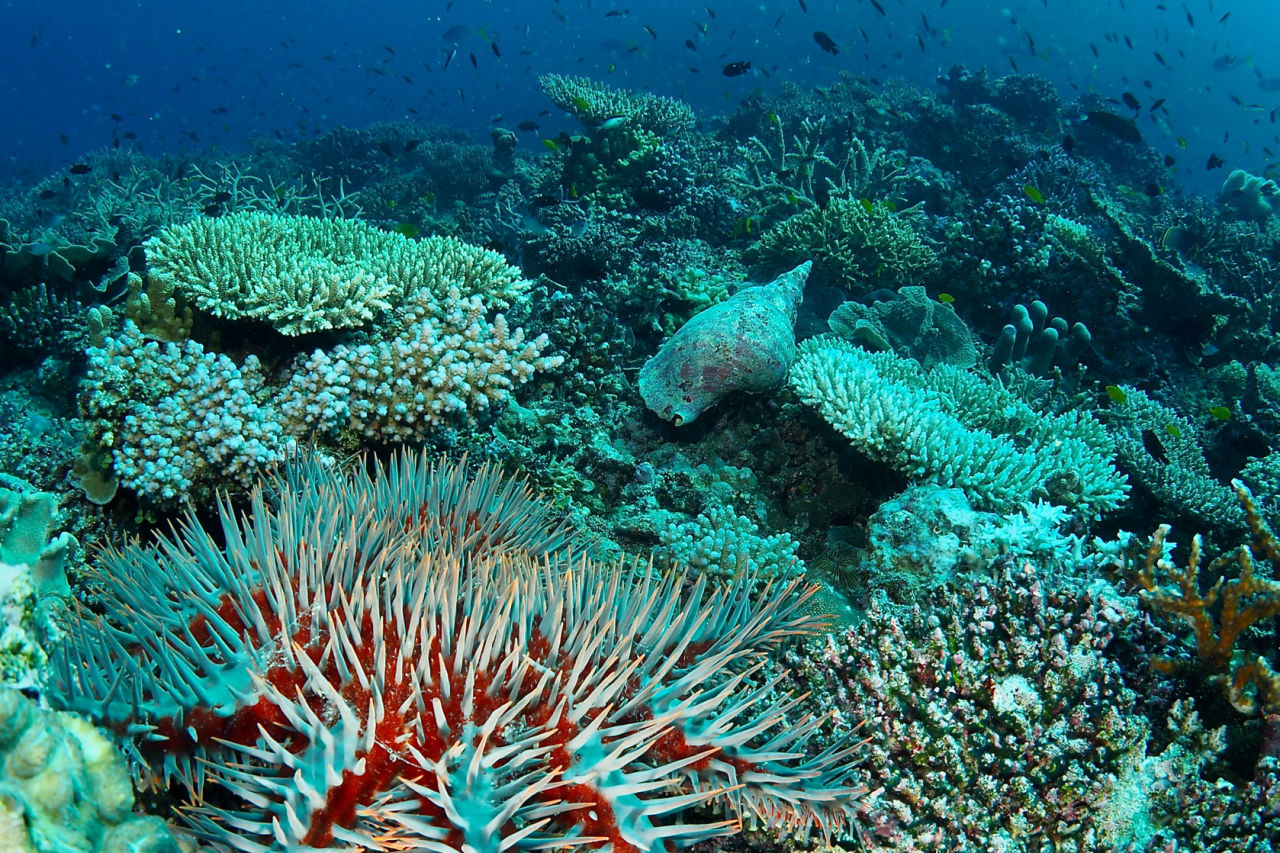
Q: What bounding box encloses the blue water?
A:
[1,0,1275,197]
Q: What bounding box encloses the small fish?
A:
[391,222,419,238]
[1212,54,1238,71]
[1206,153,1225,169]
[685,39,697,51]
[69,163,91,174]
[643,24,657,39]
[1258,78,1280,93]
[797,0,807,12]
[1023,184,1045,203]
[813,31,839,54]
[1208,405,1231,421]
[722,60,751,76]
[859,198,874,214]
[1165,423,1182,438]
[517,120,540,132]
[1141,429,1170,464]
[1148,98,1166,112]
[1122,92,1140,111]
[1176,135,1187,149]
[705,6,716,18]
[529,194,562,208]
[604,9,626,17]
[209,191,232,204]
[469,52,478,68]
[1105,385,1128,404]
[491,41,501,58]
[598,115,630,130]
[1164,154,1176,166]
[870,0,886,15]
[404,139,422,152]
[541,138,560,150]
[443,48,456,69]
[1153,50,1167,67]
[1145,183,1163,197]
[1218,12,1230,23]
[937,293,955,304]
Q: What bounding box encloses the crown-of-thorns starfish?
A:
[53,449,866,851]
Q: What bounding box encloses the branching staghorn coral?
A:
[1138,479,1280,714]
[739,115,899,221]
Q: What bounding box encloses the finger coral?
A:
[50,449,865,851]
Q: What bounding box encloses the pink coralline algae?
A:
[639,261,810,426]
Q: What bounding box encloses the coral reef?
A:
[539,74,696,135]
[827,286,977,369]
[794,565,1172,851]
[1138,479,1280,715]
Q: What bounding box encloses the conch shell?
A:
[639,261,810,426]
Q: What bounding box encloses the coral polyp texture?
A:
[50,449,865,851]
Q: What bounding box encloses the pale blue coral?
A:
[789,336,1127,516]
[655,504,802,581]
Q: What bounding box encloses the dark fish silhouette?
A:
[1141,429,1169,465]
[69,163,91,174]
[442,24,469,43]
[722,60,751,76]
[1085,111,1143,143]
[813,31,839,54]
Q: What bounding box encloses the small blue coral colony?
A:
[1,15,1279,853]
